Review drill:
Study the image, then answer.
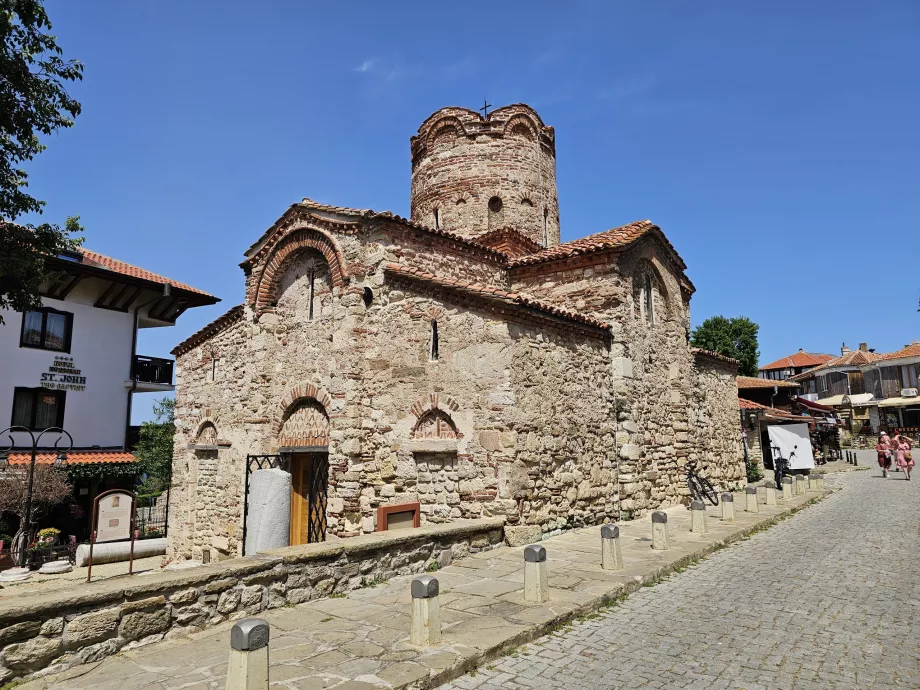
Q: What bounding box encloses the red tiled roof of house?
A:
[506,220,687,270]
[760,350,834,371]
[736,376,800,389]
[80,249,215,297]
[8,450,136,465]
[788,349,883,380]
[739,398,806,420]
[383,263,609,333]
[172,305,245,356]
[877,341,920,361]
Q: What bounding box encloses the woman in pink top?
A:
[896,437,914,480]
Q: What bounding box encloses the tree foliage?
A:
[0,0,84,323]
[135,397,175,494]
[691,315,760,376]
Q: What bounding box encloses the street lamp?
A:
[0,426,73,574]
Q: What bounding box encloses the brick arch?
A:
[253,229,347,312]
[192,418,218,443]
[411,408,459,440]
[273,383,333,446]
[503,113,539,140]
[409,393,461,420]
[426,115,468,149]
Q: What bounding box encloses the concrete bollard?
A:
[720,493,735,521]
[600,524,624,571]
[781,476,793,500]
[764,481,777,506]
[651,511,669,550]
[226,618,270,690]
[690,500,708,534]
[410,575,442,646]
[523,545,549,603]
[745,485,759,513]
[795,474,805,495]
[815,475,826,491]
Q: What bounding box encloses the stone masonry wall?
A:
[0,520,503,685]
[410,105,560,248]
[169,219,613,562]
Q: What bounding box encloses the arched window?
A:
[430,320,439,361]
[487,196,504,229]
[633,265,667,326]
[276,249,331,322]
[363,287,374,308]
[433,208,440,230]
[542,208,549,246]
[644,274,654,325]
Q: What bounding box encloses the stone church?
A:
[167,104,743,562]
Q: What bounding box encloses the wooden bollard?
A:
[764,481,777,506]
[524,545,548,603]
[720,493,734,521]
[410,575,442,646]
[781,476,794,500]
[745,485,759,513]
[690,500,708,533]
[651,511,669,550]
[600,524,623,571]
[226,618,270,690]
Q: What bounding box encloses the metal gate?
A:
[305,453,329,544]
[241,453,287,555]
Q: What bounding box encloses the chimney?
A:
[798,348,805,353]
[841,343,850,356]
[858,342,868,352]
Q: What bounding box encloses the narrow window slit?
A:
[430,320,439,361]
[308,268,315,320]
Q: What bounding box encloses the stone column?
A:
[690,500,708,534]
[815,475,826,491]
[764,481,777,506]
[795,474,805,496]
[782,476,794,500]
[226,618,270,690]
[745,485,759,513]
[651,511,669,550]
[720,493,734,521]
[524,545,548,603]
[600,525,623,571]
[410,575,442,646]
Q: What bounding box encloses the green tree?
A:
[1,0,84,323]
[691,315,760,376]
[135,397,175,494]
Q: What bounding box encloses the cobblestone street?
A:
[446,469,920,689]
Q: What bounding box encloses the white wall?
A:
[0,280,135,448]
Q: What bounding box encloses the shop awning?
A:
[878,396,920,408]
[794,397,837,413]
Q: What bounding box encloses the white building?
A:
[0,247,216,486]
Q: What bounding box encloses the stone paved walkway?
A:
[445,470,920,689]
[18,483,826,690]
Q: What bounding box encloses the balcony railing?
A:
[133,355,174,385]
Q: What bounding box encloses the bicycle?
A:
[685,459,719,506]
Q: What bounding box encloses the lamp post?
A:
[0,426,72,572]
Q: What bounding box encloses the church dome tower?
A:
[410,104,560,248]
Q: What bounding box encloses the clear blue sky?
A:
[22,1,920,421]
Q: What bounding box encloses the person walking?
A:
[896,436,914,481]
[876,433,893,478]
[891,431,902,472]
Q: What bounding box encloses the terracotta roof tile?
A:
[739,398,769,410]
[788,349,883,380]
[80,249,214,297]
[472,227,545,258]
[876,341,920,361]
[8,450,136,465]
[760,351,834,371]
[736,376,800,389]
[171,305,245,356]
[692,348,740,365]
[506,220,687,270]
[383,263,609,333]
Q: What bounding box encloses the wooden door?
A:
[289,453,328,545]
